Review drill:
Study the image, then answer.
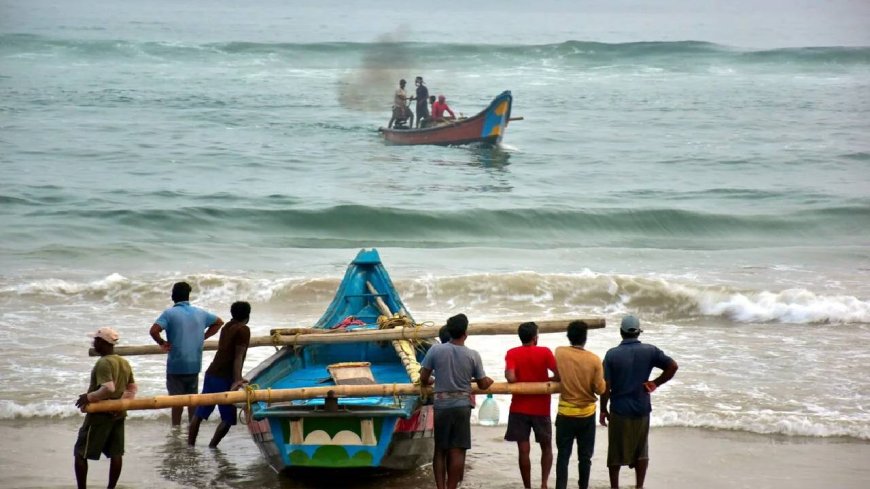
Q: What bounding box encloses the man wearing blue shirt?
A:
[149,281,223,426]
[600,315,678,489]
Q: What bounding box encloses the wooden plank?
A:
[84,381,561,413]
[91,318,605,356]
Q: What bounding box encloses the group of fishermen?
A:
[388,76,456,129]
[74,282,678,489]
[422,314,678,489]
[74,281,250,489]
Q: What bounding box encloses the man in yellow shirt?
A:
[553,320,606,489]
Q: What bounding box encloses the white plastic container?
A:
[478,393,500,426]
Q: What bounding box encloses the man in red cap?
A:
[74,327,138,489]
[431,95,456,124]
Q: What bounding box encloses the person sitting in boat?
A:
[431,94,456,124]
[418,95,438,129]
[388,79,413,129]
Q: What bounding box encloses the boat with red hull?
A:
[379,91,513,146]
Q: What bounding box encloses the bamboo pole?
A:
[365,281,422,385]
[93,318,605,356]
[84,381,560,413]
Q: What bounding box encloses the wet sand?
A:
[1,418,868,489]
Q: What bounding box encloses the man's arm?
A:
[149,323,170,352]
[549,365,561,382]
[122,382,138,400]
[230,334,250,390]
[599,380,611,427]
[203,317,224,340]
[644,360,678,393]
[419,367,434,386]
[504,369,517,383]
[475,376,494,390]
[549,349,560,382]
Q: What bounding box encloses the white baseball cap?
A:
[89,327,120,345]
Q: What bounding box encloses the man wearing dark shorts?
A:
[554,321,605,489]
[600,315,678,489]
[150,281,223,426]
[420,313,494,489]
[74,327,137,489]
[504,321,560,489]
[188,301,252,447]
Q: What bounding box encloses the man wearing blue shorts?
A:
[149,281,223,426]
[188,301,251,447]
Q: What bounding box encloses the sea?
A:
[1,0,869,488]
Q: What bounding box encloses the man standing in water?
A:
[554,320,605,489]
[74,327,138,489]
[149,281,223,426]
[504,321,560,489]
[420,313,494,489]
[600,315,678,489]
[188,301,252,448]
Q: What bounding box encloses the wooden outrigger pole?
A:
[85,381,561,414]
[90,318,605,356]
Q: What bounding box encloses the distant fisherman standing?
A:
[74,327,138,489]
[413,76,429,128]
[149,281,224,426]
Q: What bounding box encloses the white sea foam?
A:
[695,288,870,323]
[653,409,870,440]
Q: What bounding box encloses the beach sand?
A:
[1,418,867,489]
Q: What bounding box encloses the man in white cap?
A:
[74,327,138,489]
[599,315,678,489]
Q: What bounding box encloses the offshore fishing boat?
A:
[378,91,515,146]
[245,249,436,472]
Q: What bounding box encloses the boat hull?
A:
[248,404,434,472]
[379,91,512,146]
[246,249,436,473]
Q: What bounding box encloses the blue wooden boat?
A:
[245,249,435,472]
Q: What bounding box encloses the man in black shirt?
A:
[188,301,252,448]
[413,76,430,129]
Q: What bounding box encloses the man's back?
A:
[555,346,605,415]
[603,339,673,417]
[505,345,555,416]
[206,319,251,379]
[155,301,217,374]
[421,342,486,409]
[89,354,134,400]
[394,88,406,107]
[416,84,429,105]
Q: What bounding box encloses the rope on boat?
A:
[376,314,424,386]
[270,332,283,351]
[240,383,260,425]
[391,383,400,407]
